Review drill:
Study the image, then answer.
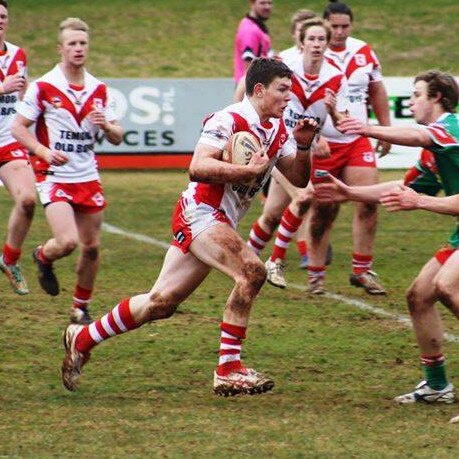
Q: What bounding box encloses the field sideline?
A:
[2,170,459,458]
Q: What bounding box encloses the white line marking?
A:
[102,222,459,343]
[102,222,170,249]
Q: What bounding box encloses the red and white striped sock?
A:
[73,285,92,311]
[308,265,326,284]
[216,322,247,376]
[270,207,302,261]
[352,253,373,276]
[2,244,21,265]
[247,221,272,255]
[75,298,139,353]
[297,240,307,257]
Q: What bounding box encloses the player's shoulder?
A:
[40,63,65,80]
[347,36,369,51]
[279,47,301,68]
[5,41,22,54]
[237,16,256,32]
[84,70,107,90]
[428,114,459,146]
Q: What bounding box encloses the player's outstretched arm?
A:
[381,186,459,215]
[314,174,404,204]
[337,118,434,148]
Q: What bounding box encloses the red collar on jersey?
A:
[69,83,85,91]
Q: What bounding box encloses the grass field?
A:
[2,1,459,457]
[7,0,459,78]
[2,170,459,458]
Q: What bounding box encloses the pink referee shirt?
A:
[234,16,272,83]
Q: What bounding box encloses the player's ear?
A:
[253,82,266,98]
[433,91,443,104]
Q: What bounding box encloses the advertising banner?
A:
[96,77,439,169]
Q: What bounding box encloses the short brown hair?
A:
[299,18,331,44]
[245,58,292,96]
[415,70,459,113]
[58,17,90,43]
[290,9,316,34]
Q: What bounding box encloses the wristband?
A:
[297,144,311,151]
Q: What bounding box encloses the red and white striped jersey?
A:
[17,64,117,183]
[0,41,27,153]
[278,46,301,67]
[183,97,295,228]
[283,53,349,138]
[323,37,383,142]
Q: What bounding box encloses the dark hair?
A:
[414,70,459,113]
[323,1,353,22]
[0,1,8,9]
[299,18,331,44]
[245,58,292,96]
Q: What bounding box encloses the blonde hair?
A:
[290,9,316,34]
[58,17,90,43]
[299,18,331,44]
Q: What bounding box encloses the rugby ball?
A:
[222,131,261,165]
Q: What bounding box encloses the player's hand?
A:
[336,117,369,136]
[248,148,270,175]
[47,149,68,166]
[35,145,68,166]
[88,109,108,130]
[380,185,420,211]
[376,139,391,158]
[313,174,350,203]
[311,136,331,158]
[324,88,337,115]
[1,73,26,94]
[293,115,320,149]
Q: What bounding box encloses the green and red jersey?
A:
[425,113,459,247]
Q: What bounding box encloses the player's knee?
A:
[263,213,281,232]
[295,189,312,207]
[81,245,99,261]
[59,237,79,256]
[356,202,378,220]
[317,202,339,222]
[241,259,267,294]
[19,194,36,217]
[146,292,178,320]
[405,283,427,315]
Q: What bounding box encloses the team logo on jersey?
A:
[50,96,63,109]
[93,98,104,111]
[16,61,25,76]
[202,128,226,140]
[355,54,367,66]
